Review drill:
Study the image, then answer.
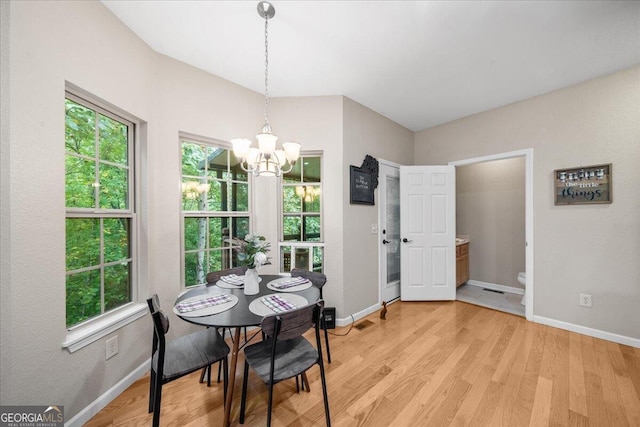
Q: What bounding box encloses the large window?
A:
[181,138,251,286]
[280,154,323,273]
[65,93,135,328]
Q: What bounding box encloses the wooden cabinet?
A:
[456,242,469,287]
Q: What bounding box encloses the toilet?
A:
[518,272,526,305]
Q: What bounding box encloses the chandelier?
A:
[231,1,301,177]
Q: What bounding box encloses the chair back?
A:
[290,269,326,290]
[206,266,248,284]
[147,295,170,368]
[261,301,323,341]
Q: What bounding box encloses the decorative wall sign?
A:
[350,166,374,205]
[554,163,611,205]
[360,154,379,189]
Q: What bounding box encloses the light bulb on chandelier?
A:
[231,1,301,177]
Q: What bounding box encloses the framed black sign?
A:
[350,166,374,205]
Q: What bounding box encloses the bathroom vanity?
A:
[456,237,470,287]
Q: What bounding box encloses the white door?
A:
[379,163,401,303]
[400,165,456,301]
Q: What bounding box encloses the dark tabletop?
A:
[174,274,321,328]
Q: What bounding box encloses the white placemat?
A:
[266,277,312,292]
[174,293,239,317]
[248,293,308,317]
[215,276,263,289]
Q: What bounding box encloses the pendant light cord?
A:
[263,12,270,127]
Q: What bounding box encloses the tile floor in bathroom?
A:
[456,282,525,317]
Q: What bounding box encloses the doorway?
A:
[450,149,534,321]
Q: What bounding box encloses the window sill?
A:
[62,303,147,353]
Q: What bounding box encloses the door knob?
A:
[382,239,390,244]
[402,238,412,243]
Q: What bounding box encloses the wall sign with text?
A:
[554,163,611,205]
[350,166,374,205]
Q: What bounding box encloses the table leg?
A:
[224,327,242,427]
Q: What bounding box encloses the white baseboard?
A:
[533,315,640,348]
[65,359,150,427]
[336,302,380,327]
[467,279,524,295]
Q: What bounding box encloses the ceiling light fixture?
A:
[231,1,301,177]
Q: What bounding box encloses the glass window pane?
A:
[206,180,225,211]
[231,182,249,211]
[283,217,301,241]
[182,179,208,211]
[209,217,224,249]
[283,186,301,213]
[303,216,321,241]
[65,156,96,208]
[313,246,324,272]
[65,99,95,158]
[209,249,224,272]
[302,157,321,182]
[104,262,130,311]
[294,247,310,270]
[229,151,248,181]
[280,246,292,272]
[99,114,128,165]
[302,186,321,212]
[66,269,101,326]
[66,218,100,270]
[182,142,206,177]
[99,163,128,210]
[184,217,207,251]
[283,161,301,184]
[234,217,250,239]
[184,252,204,286]
[104,218,130,263]
[207,146,227,179]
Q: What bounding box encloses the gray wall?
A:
[342,97,415,315]
[456,158,526,289]
[415,65,640,340]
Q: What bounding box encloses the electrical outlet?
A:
[371,224,378,234]
[106,336,118,360]
[579,293,592,308]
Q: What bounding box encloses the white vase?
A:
[243,268,260,295]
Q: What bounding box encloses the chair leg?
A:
[324,325,331,363]
[239,361,250,424]
[207,364,212,387]
[148,369,156,413]
[267,381,275,427]
[152,379,163,427]
[318,361,331,427]
[301,372,311,392]
[296,375,300,393]
[199,366,207,383]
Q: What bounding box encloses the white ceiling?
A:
[102,1,640,132]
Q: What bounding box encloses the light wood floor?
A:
[86,301,640,426]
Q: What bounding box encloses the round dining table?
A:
[175,274,321,427]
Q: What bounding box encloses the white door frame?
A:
[449,148,534,321]
[378,159,402,305]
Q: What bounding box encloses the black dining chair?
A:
[147,294,230,427]
[205,266,248,284]
[239,301,331,427]
[291,268,331,363]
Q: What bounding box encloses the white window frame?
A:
[179,133,253,287]
[63,85,145,353]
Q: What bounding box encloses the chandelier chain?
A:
[264,12,270,126]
